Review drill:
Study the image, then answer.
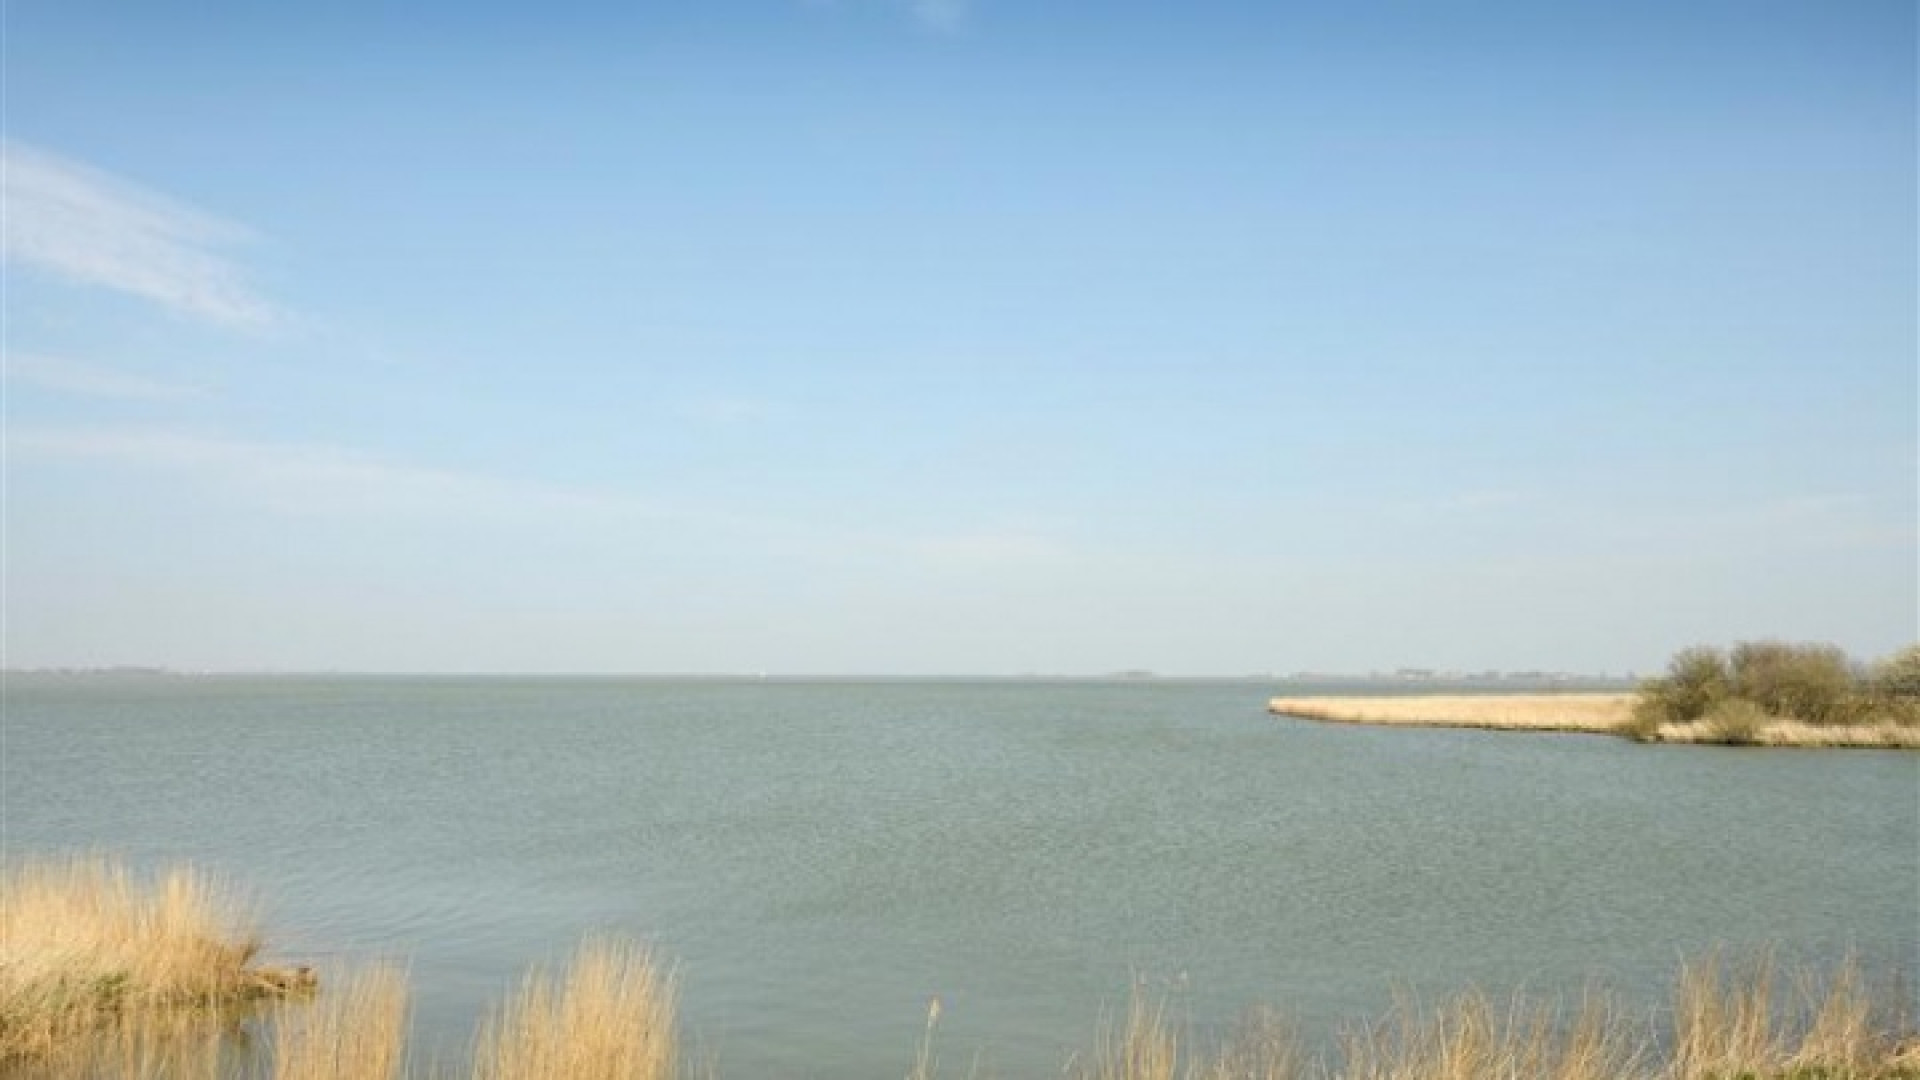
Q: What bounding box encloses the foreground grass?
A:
[0,857,313,1064]
[11,859,1918,1079]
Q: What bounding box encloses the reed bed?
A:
[1267,694,1634,734]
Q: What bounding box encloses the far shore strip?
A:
[1268,693,1631,733]
[1266,693,1920,748]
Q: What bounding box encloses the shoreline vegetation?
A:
[1271,641,1920,749]
[5,858,1919,1079]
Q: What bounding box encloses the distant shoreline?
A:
[1268,693,1920,749]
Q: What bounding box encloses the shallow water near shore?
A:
[6,676,1916,1077]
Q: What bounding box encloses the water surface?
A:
[6,677,1915,1076]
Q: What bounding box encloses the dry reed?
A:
[272,965,409,1080]
[1339,990,1643,1080]
[1085,989,1183,1080]
[473,936,677,1080]
[1667,951,1920,1079]
[0,856,264,1064]
[1268,694,1634,734]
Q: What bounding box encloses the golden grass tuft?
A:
[1668,952,1919,1079]
[474,936,677,1080]
[1086,989,1183,1080]
[272,965,409,1080]
[0,856,265,1064]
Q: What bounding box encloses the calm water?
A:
[5,676,1916,1076]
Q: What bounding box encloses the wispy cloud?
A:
[909,0,969,33]
[674,396,783,426]
[10,426,617,518]
[8,352,203,401]
[13,424,1090,573]
[1,139,278,328]
[800,0,971,33]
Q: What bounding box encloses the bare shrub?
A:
[1729,640,1854,724]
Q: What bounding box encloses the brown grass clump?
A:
[474,936,677,1080]
[0,856,279,1064]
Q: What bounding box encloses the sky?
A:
[3,0,1914,676]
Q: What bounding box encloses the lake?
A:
[5,676,1915,1077]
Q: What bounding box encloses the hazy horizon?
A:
[6,1,1915,676]
[0,666,1644,681]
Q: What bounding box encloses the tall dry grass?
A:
[271,966,409,1080]
[1339,991,1643,1080]
[22,1006,235,1080]
[1075,955,1916,1080]
[1669,952,1920,1079]
[1,856,264,1063]
[473,936,677,1080]
[1085,989,1184,1080]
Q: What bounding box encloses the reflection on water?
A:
[7,677,1916,1079]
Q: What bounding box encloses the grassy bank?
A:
[1269,642,1920,748]
[1624,642,1920,746]
[8,858,1919,1079]
[1266,692,1920,747]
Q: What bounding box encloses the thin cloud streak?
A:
[8,352,203,401]
[13,424,1090,576]
[1,139,278,328]
[10,426,636,518]
[799,0,970,33]
[674,396,783,425]
[910,0,969,33]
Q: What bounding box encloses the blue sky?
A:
[5,0,1914,674]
